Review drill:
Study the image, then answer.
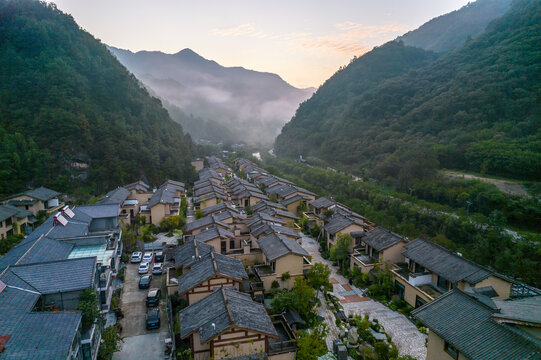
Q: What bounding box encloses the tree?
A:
[77,289,100,333]
[296,325,328,360]
[195,209,204,219]
[159,215,186,232]
[270,277,316,319]
[98,326,123,360]
[331,233,352,271]
[306,262,332,292]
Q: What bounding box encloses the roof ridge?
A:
[221,287,235,325]
[210,252,218,274]
[4,269,41,294]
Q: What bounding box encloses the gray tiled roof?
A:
[95,187,130,205]
[149,185,180,207]
[76,204,119,219]
[251,200,286,212]
[251,223,300,239]
[178,252,247,294]
[9,257,96,294]
[179,287,278,342]
[309,197,336,209]
[245,213,286,228]
[185,215,230,234]
[162,179,185,190]
[412,290,541,360]
[0,311,82,360]
[261,208,298,220]
[403,239,493,284]
[323,214,365,234]
[24,187,60,201]
[192,227,235,243]
[172,239,214,269]
[201,202,239,216]
[124,180,150,192]
[214,210,243,222]
[0,205,22,222]
[17,238,74,266]
[257,233,308,261]
[493,296,541,326]
[199,168,222,181]
[362,227,407,252]
[194,185,226,198]
[281,194,311,206]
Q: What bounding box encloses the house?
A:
[260,208,298,228]
[190,227,237,255]
[95,187,132,224]
[198,168,224,185]
[171,238,215,274]
[257,175,294,189]
[177,252,247,305]
[201,202,239,218]
[306,197,337,226]
[251,200,286,213]
[124,179,153,205]
[0,205,32,238]
[145,183,182,226]
[254,233,311,291]
[227,178,269,209]
[392,238,515,309]
[350,227,408,273]
[250,223,301,242]
[2,186,63,217]
[412,289,541,360]
[185,216,231,236]
[323,213,372,251]
[265,184,316,204]
[281,194,312,216]
[208,156,229,177]
[179,287,279,360]
[0,204,123,312]
[192,158,205,172]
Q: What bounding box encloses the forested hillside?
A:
[0,0,197,197]
[398,0,511,53]
[275,0,541,184]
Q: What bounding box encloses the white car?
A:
[138,262,150,274]
[152,263,163,275]
[131,252,142,263]
[142,252,154,263]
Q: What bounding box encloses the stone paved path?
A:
[301,234,427,360]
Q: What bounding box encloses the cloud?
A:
[291,22,404,56]
[212,24,267,39]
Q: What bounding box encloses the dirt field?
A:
[443,171,530,198]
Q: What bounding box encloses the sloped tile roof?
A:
[9,257,96,294]
[172,239,214,269]
[201,202,239,216]
[309,197,336,209]
[23,187,60,201]
[257,233,308,261]
[412,290,541,360]
[95,187,130,205]
[324,214,365,235]
[185,215,230,234]
[362,227,408,252]
[403,238,493,284]
[251,200,286,212]
[179,287,278,343]
[281,194,312,206]
[178,252,247,294]
[192,227,235,243]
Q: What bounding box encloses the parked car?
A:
[152,263,163,275]
[146,288,161,307]
[131,252,142,263]
[146,308,160,330]
[138,275,152,289]
[154,251,164,262]
[138,262,149,274]
[142,252,154,263]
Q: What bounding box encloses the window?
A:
[221,241,227,254]
[229,239,235,250]
[415,295,427,308]
[437,275,450,290]
[444,342,459,359]
[5,217,12,226]
[395,281,405,300]
[371,248,380,261]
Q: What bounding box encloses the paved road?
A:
[113,263,169,360]
[186,197,195,224]
[301,234,427,360]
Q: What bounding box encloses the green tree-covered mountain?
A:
[398,0,511,53]
[0,0,197,197]
[275,0,541,184]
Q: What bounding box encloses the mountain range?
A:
[275,0,540,184]
[108,47,315,145]
[0,0,196,196]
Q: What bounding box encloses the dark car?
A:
[154,251,164,263]
[146,308,160,330]
[138,275,152,289]
[146,288,161,307]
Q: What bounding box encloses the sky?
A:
[50,0,470,88]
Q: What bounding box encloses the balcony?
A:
[351,249,378,273]
[269,314,298,355]
[391,263,445,302]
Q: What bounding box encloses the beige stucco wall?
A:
[232,252,263,266]
[426,331,469,360]
[7,195,45,216]
[381,242,406,264]
[128,191,153,205]
[200,197,218,210]
[192,332,211,360]
[269,351,296,360]
[285,201,300,216]
[150,204,167,225]
[393,272,433,308]
[327,224,365,251]
[213,332,266,360]
[474,276,512,300]
[186,278,240,305]
[192,160,204,172]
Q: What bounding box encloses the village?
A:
[0,155,539,360]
